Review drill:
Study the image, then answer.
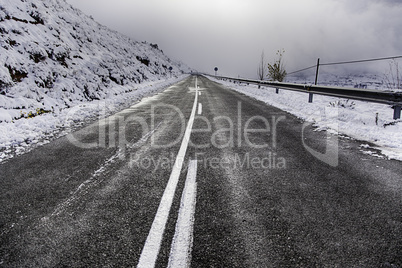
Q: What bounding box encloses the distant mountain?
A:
[0,0,191,120]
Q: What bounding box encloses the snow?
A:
[0,75,188,162]
[0,0,194,162]
[0,0,191,119]
[1,0,400,164]
[0,0,195,162]
[210,75,402,161]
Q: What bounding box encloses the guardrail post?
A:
[393,105,401,120]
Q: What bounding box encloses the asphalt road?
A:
[0,75,401,267]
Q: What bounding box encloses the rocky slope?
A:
[0,0,191,121]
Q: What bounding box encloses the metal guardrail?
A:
[209,75,402,120]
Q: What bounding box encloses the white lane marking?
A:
[168,160,198,268]
[198,103,202,115]
[137,86,199,268]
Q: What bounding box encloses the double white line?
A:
[168,160,197,267]
[137,79,200,268]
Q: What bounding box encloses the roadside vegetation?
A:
[267,49,287,82]
[384,59,401,91]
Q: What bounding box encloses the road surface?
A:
[0,75,401,267]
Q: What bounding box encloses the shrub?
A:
[267,49,287,82]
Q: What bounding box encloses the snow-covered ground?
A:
[0,75,188,162]
[1,0,400,164]
[210,75,402,161]
[286,73,389,90]
[0,0,194,162]
[0,0,191,122]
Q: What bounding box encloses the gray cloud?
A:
[67,0,402,78]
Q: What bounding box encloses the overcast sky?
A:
[66,0,402,78]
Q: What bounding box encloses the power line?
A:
[321,55,402,66]
[287,65,317,75]
[288,55,402,75]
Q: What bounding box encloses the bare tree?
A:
[384,59,402,91]
[267,49,287,82]
[257,51,266,81]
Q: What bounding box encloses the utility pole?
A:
[309,58,320,103]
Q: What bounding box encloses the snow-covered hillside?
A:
[0,0,191,122]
